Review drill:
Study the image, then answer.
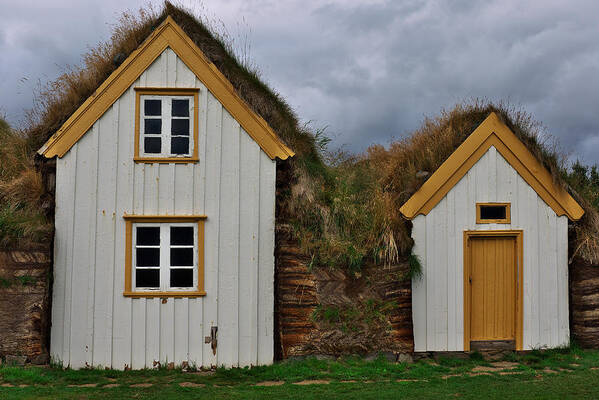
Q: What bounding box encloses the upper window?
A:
[476,203,511,224]
[123,215,206,297]
[134,88,199,163]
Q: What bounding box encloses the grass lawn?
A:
[1,347,599,399]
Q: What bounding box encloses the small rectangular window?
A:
[135,88,199,163]
[124,216,206,298]
[476,203,511,224]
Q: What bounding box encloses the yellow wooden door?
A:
[469,236,517,341]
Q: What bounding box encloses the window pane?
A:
[136,269,160,288]
[480,205,506,220]
[144,137,162,154]
[171,137,189,155]
[144,99,161,116]
[171,248,193,266]
[136,227,160,246]
[171,119,190,136]
[171,226,194,245]
[170,268,193,288]
[144,118,161,135]
[172,99,190,117]
[136,248,160,267]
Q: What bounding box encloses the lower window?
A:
[124,215,206,297]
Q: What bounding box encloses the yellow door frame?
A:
[463,230,523,351]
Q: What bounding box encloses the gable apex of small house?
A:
[399,112,584,221]
[37,16,294,161]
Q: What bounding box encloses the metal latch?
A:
[205,326,218,355]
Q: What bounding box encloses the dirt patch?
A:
[179,382,205,387]
[292,380,331,385]
[472,366,501,373]
[468,372,492,377]
[543,368,558,374]
[499,371,524,376]
[130,383,153,388]
[397,379,422,382]
[189,370,215,376]
[255,381,285,387]
[490,361,519,369]
[67,383,97,388]
[442,374,462,379]
[103,384,120,388]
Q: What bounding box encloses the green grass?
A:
[1,348,599,399]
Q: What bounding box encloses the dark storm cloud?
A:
[1,0,598,163]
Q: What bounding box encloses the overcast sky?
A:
[1,0,598,163]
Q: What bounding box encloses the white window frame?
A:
[132,222,198,292]
[139,94,195,158]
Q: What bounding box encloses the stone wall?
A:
[570,259,599,348]
[275,225,414,359]
[0,249,52,364]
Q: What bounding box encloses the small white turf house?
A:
[400,113,584,353]
[38,16,294,369]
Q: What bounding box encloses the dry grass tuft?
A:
[0,119,52,249]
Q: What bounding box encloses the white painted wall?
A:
[411,146,569,351]
[51,48,276,369]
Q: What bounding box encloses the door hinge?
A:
[205,326,218,355]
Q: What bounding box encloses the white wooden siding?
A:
[412,146,569,351]
[51,48,276,369]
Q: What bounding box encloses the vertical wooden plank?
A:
[61,143,78,367]
[411,215,427,352]
[526,185,539,348]
[425,206,435,349]
[69,127,98,368]
[238,133,261,366]
[542,199,559,347]
[454,174,468,350]
[202,93,223,367]
[467,165,477,229]
[146,298,161,367]
[557,217,569,345]
[51,148,77,365]
[488,146,497,202]
[176,54,196,88]
[434,197,448,350]
[174,298,189,365]
[92,106,118,368]
[217,112,241,367]
[257,151,276,365]
[112,91,134,370]
[85,124,100,367]
[446,188,457,351]
[166,48,177,87]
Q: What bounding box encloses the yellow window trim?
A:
[123,214,207,298]
[399,112,584,221]
[463,230,523,351]
[134,88,200,163]
[38,16,294,161]
[476,202,511,224]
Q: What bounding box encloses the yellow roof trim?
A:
[38,16,294,160]
[400,112,584,221]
